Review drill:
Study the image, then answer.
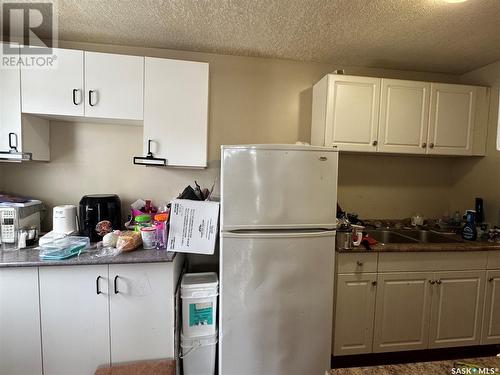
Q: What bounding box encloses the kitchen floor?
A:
[329,356,500,375]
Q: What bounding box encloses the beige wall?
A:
[450,61,500,225]
[0,41,462,229]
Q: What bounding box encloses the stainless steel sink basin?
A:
[365,229,462,244]
[395,230,462,243]
[365,230,418,244]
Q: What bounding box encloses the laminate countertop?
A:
[339,240,500,253]
[0,247,177,268]
[329,355,500,375]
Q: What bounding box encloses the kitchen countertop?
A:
[329,355,500,375]
[0,247,177,268]
[338,237,500,253]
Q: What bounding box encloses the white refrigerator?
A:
[219,144,339,375]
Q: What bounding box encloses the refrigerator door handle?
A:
[221,230,335,239]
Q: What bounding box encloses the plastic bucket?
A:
[181,272,218,337]
[181,332,218,375]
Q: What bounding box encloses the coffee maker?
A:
[79,194,121,242]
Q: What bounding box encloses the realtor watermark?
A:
[1,1,58,68]
[451,366,499,374]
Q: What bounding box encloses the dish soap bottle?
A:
[461,210,477,241]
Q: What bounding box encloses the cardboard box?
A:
[167,199,220,255]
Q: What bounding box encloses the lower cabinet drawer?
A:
[378,251,487,272]
[487,251,500,269]
[337,252,378,273]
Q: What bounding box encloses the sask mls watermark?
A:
[1,1,58,69]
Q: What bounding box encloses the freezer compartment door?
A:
[219,230,335,375]
[221,146,338,230]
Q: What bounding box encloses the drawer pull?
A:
[489,277,494,282]
[356,261,363,266]
[429,280,435,285]
[436,279,442,285]
[371,280,377,286]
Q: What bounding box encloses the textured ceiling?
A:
[49,0,500,74]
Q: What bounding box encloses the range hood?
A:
[0,133,32,162]
[0,150,32,162]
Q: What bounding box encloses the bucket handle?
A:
[179,341,202,359]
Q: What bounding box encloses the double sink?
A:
[366,229,462,244]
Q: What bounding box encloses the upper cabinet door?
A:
[378,79,430,154]
[84,52,144,120]
[143,57,208,167]
[427,83,476,155]
[21,48,84,117]
[0,43,22,153]
[327,75,380,152]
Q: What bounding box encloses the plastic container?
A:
[181,272,218,337]
[140,226,156,249]
[154,213,169,250]
[181,331,217,375]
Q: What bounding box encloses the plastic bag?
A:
[116,231,142,252]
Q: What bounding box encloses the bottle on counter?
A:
[475,198,484,224]
[154,213,169,250]
[461,210,478,241]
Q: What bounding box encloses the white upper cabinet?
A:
[378,79,430,154]
[21,48,84,117]
[311,74,487,157]
[427,83,476,156]
[84,52,144,120]
[21,49,144,121]
[0,43,22,154]
[143,57,209,167]
[312,74,380,152]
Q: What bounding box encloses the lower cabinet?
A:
[373,272,433,353]
[0,268,42,375]
[333,273,377,355]
[0,259,182,375]
[39,265,110,375]
[109,263,176,363]
[482,270,500,344]
[333,252,497,355]
[428,271,485,348]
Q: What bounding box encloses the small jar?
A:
[134,214,151,231]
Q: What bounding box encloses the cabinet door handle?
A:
[114,275,119,294]
[429,143,435,149]
[371,280,377,286]
[89,90,97,106]
[372,140,378,146]
[72,89,81,105]
[8,132,18,152]
[436,279,442,285]
[489,277,494,282]
[96,276,102,295]
[429,280,435,285]
[356,261,363,266]
[421,142,427,148]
